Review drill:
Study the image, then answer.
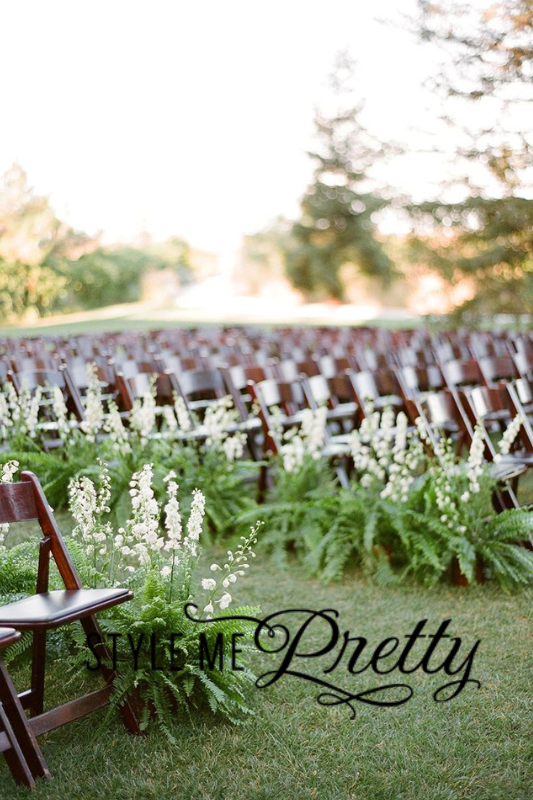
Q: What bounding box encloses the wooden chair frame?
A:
[0,472,141,785]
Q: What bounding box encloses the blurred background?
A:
[0,0,531,330]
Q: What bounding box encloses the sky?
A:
[1,1,454,253]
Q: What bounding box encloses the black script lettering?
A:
[127,633,145,670]
[433,639,481,701]
[231,633,244,671]
[150,633,163,670]
[323,633,367,675]
[395,620,428,673]
[255,609,339,688]
[371,637,400,675]
[108,632,121,671]
[200,632,224,671]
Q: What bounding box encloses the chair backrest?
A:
[0,472,82,592]
[513,351,533,380]
[478,356,519,386]
[442,359,484,390]
[406,389,474,455]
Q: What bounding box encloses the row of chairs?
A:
[4,324,533,372]
[5,343,533,500]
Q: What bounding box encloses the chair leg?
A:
[80,616,142,736]
[0,703,36,787]
[30,630,46,717]
[0,659,50,782]
[256,463,268,504]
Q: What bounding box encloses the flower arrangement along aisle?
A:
[248,402,533,589]
[66,461,262,740]
[400,419,533,588]
[241,406,339,565]
[0,365,259,537]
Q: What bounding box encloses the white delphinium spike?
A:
[200,521,261,614]
[126,463,164,564]
[161,405,178,433]
[0,460,19,549]
[222,431,246,462]
[130,382,157,445]
[495,413,524,461]
[17,386,42,438]
[81,363,105,441]
[183,488,206,557]
[69,470,112,561]
[267,406,284,447]
[52,385,71,440]
[163,475,182,556]
[466,424,486,494]
[104,400,131,453]
[0,392,13,442]
[173,394,192,432]
[4,382,20,426]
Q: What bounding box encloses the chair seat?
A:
[0,589,133,630]
[0,627,20,649]
[490,461,528,481]
[373,395,403,410]
[326,402,358,421]
[323,440,352,457]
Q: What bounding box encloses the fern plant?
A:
[65,461,263,733]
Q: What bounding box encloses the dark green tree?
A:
[285,54,396,300]
[409,196,533,316]
[406,2,533,317]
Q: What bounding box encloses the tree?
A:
[285,54,396,301]
[0,163,84,319]
[408,195,533,315]
[406,2,533,316]
[416,0,533,190]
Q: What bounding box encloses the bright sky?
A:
[1,1,451,252]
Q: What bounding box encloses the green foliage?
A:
[0,162,194,321]
[408,195,533,317]
[100,594,259,741]
[0,541,39,596]
[241,456,337,567]
[284,53,397,300]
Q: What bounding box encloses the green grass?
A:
[0,548,531,800]
[0,301,421,338]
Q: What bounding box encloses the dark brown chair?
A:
[348,370,404,417]
[0,471,141,783]
[477,356,520,388]
[406,389,524,511]
[0,627,49,787]
[248,378,351,489]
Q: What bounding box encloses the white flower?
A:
[498,413,524,457]
[80,363,105,441]
[160,565,172,578]
[130,381,157,443]
[184,488,205,556]
[104,400,131,453]
[218,592,232,610]
[203,603,214,615]
[174,395,192,432]
[201,578,217,590]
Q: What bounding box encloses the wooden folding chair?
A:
[0,627,49,787]
[0,471,141,783]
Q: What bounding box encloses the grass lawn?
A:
[0,548,531,800]
[0,301,421,338]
